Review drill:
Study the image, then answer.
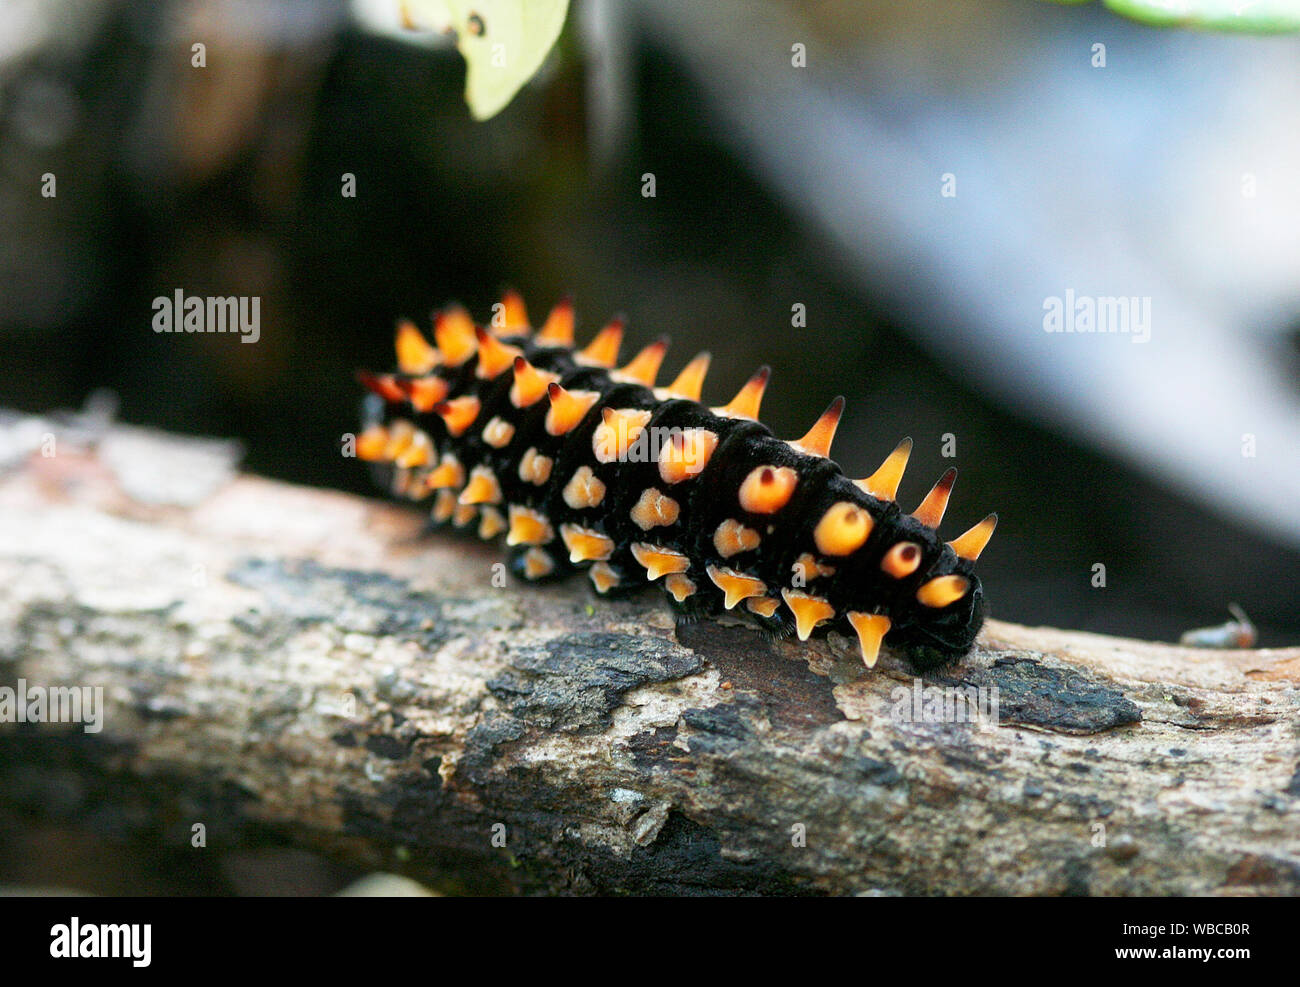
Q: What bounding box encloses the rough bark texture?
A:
[2,419,1298,895]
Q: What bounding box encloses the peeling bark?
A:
[1,422,1298,895]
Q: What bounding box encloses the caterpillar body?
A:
[355,291,998,671]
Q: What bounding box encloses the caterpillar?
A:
[354,291,997,671]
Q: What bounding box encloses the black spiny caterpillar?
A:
[355,291,998,671]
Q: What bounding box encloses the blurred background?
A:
[3,0,1300,898]
[2,0,1298,647]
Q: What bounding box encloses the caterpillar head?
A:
[881,545,989,671]
[778,439,998,671]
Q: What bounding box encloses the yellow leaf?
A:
[402,0,570,121]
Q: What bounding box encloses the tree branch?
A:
[2,419,1297,895]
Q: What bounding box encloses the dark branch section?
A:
[1,424,1298,895]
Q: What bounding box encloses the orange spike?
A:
[916,574,970,609]
[614,337,670,387]
[511,356,557,408]
[789,397,844,459]
[473,327,522,380]
[381,419,415,460]
[589,562,621,594]
[458,466,502,505]
[662,352,711,401]
[394,429,434,468]
[357,371,407,404]
[706,565,767,610]
[630,543,691,581]
[477,506,506,540]
[506,506,553,547]
[712,366,770,421]
[593,407,652,464]
[395,319,439,375]
[495,289,530,336]
[431,488,457,523]
[856,438,912,502]
[559,523,615,563]
[425,454,464,490]
[845,612,891,668]
[520,547,555,580]
[431,396,481,437]
[664,573,697,603]
[545,383,600,436]
[433,305,478,367]
[948,513,998,562]
[780,589,836,641]
[400,375,449,412]
[577,318,624,367]
[658,427,719,484]
[536,296,575,346]
[356,426,389,461]
[911,467,957,529]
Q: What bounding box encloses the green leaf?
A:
[403,0,571,120]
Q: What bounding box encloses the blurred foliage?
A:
[1042,0,1300,32]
